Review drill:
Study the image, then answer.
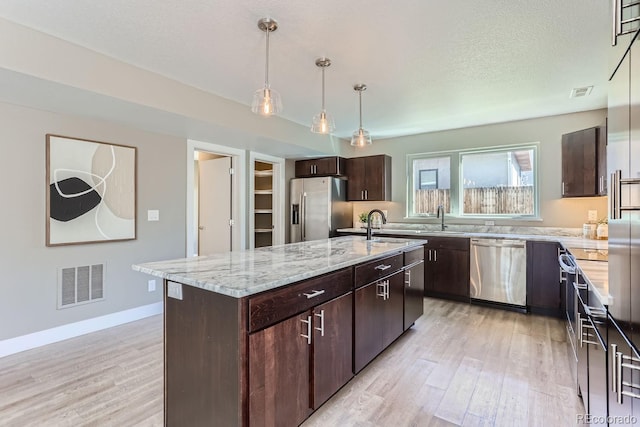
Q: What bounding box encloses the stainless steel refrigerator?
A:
[290,177,352,242]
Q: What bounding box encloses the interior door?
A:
[198,156,231,255]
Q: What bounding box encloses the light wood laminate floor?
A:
[0,298,584,426]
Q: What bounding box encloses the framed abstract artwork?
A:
[46,134,137,246]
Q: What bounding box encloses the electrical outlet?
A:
[148,279,156,292]
[588,210,598,222]
[167,282,183,300]
[484,220,495,226]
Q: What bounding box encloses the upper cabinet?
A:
[561,126,607,198]
[346,155,392,201]
[610,0,640,76]
[295,156,346,178]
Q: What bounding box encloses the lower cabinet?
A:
[248,292,353,426]
[249,311,312,427]
[404,247,425,330]
[526,241,562,316]
[424,237,470,301]
[354,270,404,373]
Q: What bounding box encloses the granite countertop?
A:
[574,259,609,305]
[338,225,610,304]
[337,227,609,250]
[132,236,426,298]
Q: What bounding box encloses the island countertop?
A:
[132,235,427,298]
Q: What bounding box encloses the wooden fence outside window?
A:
[415,186,534,215]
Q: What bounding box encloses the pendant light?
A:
[351,84,372,147]
[311,58,335,134]
[251,18,282,117]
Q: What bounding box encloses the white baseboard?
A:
[0,302,163,358]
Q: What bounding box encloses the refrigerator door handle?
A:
[301,192,307,241]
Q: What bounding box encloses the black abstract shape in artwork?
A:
[49,177,102,222]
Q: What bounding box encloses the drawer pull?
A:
[375,264,392,271]
[303,289,325,299]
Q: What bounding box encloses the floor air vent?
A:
[58,264,105,309]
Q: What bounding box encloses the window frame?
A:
[406,143,540,220]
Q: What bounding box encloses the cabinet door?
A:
[363,155,386,201]
[526,241,561,315]
[561,128,598,197]
[428,248,470,299]
[404,260,425,329]
[347,157,366,201]
[314,157,340,176]
[295,159,315,178]
[354,281,384,373]
[249,311,312,427]
[608,318,634,420]
[312,292,353,409]
[382,271,405,348]
[597,126,607,196]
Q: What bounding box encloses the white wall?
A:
[0,102,186,341]
[344,110,609,228]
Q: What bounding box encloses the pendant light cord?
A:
[359,90,363,129]
[321,67,326,111]
[264,28,270,86]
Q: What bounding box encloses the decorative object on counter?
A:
[251,18,282,117]
[582,222,597,239]
[350,84,372,147]
[357,212,368,228]
[596,218,608,240]
[310,58,335,134]
[46,134,136,246]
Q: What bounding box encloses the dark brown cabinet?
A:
[404,246,425,330]
[424,237,470,301]
[248,270,353,424]
[312,292,353,409]
[354,269,404,373]
[346,155,391,201]
[295,156,346,178]
[526,241,562,316]
[561,126,607,197]
[249,311,312,427]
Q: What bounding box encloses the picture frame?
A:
[46,134,137,246]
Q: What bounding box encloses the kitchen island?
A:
[133,236,426,427]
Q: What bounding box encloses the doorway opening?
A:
[186,140,246,257]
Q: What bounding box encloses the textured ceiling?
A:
[0,0,610,139]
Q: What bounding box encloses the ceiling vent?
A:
[570,86,593,98]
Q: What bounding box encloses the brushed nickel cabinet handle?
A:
[612,343,618,394]
[303,289,325,299]
[375,264,392,271]
[376,282,386,298]
[314,310,325,337]
[405,270,411,287]
[300,315,312,345]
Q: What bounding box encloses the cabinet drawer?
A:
[404,246,424,266]
[426,236,469,251]
[249,268,352,332]
[354,253,403,288]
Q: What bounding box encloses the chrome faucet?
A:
[366,209,387,240]
[436,205,447,231]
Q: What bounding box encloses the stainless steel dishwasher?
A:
[469,238,527,307]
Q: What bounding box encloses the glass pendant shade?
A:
[252,18,281,117]
[311,58,335,134]
[351,84,372,146]
[311,110,335,134]
[351,128,372,147]
[252,86,282,117]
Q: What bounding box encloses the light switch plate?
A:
[147,210,160,221]
[588,210,598,221]
[167,282,183,300]
[148,279,156,292]
[484,220,495,226]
